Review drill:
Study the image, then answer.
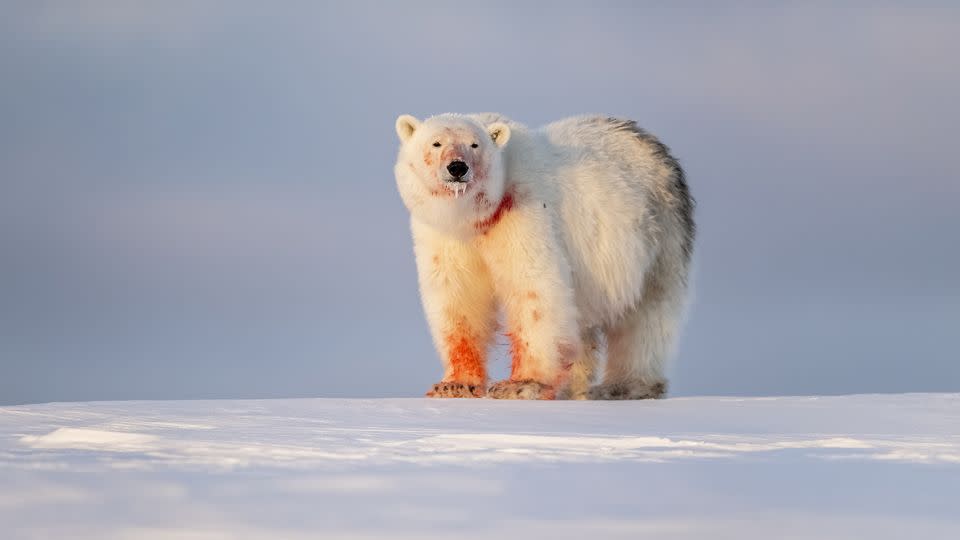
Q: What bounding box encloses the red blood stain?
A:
[531,309,542,322]
[475,191,514,232]
[445,324,486,385]
[526,291,538,300]
[506,328,528,380]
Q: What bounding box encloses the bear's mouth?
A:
[441,178,471,198]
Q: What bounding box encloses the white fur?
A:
[394,113,693,400]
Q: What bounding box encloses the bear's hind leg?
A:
[557,329,599,400]
[590,277,685,400]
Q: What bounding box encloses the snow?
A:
[2,394,959,539]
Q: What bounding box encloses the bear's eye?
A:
[471,143,479,148]
[432,142,441,147]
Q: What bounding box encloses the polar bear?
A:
[394,113,694,400]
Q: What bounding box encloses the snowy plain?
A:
[2,394,959,539]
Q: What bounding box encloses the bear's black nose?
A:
[447,161,469,179]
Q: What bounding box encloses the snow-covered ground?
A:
[2,394,959,539]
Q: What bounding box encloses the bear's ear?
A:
[488,122,511,148]
[395,115,420,143]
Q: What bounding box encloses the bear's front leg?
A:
[478,205,582,400]
[486,292,581,400]
[424,316,490,398]
[413,221,498,398]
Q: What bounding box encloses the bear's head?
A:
[394,114,511,237]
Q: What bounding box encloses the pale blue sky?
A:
[2,2,958,404]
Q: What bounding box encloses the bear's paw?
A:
[425,381,485,398]
[487,379,556,400]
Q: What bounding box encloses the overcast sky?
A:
[1,2,958,405]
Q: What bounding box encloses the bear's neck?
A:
[474,189,515,234]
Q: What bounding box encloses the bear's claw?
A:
[487,379,556,400]
[426,381,485,398]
